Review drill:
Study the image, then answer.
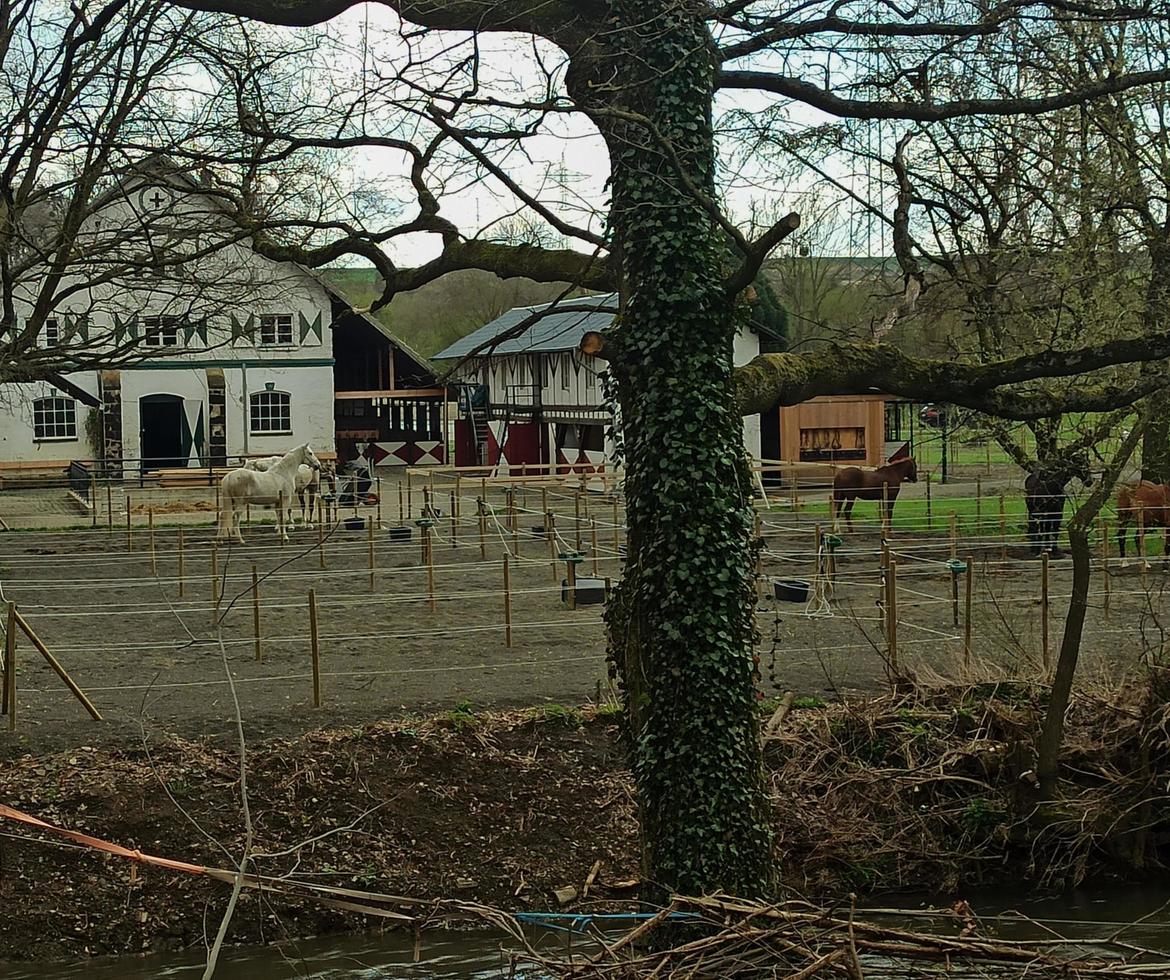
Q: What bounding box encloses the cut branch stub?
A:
[581,331,607,357]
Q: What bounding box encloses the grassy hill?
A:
[322,267,572,360]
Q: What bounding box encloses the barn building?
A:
[433,293,773,472]
[434,293,903,476]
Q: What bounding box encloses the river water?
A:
[6,884,1170,979]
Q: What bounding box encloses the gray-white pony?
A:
[244,454,322,528]
[218,444,321,544]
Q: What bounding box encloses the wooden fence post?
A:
[949,511,958,559]
[999,493,1007,560]
[964,555,973,669]
[950,564,960,628]
[591,519,599,577]
[478,498,487,560]
[1102,518,1111,618]
[12,611,101,721]
[1041,551,1050,671]
[252,564,262,662]
[126,496,132,551]
[210,543,219,625]
[887,559,898,675]
[398,483,405,524]
[975,476,982,527]
[406,469,413,520]
[309,588,320,707]
[5,601,16,730]
[368,517,376,591]
[503,556,513,648]
[376,476,383,527]
[426,525,436,612]
[881,481,890,539]
[547,511,557,581]
[566,558,577,610]
[106,482,113,533]
[575,489,583,551]
[148,508,156,575]
[925,472,932,529]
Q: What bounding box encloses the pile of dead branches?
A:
[481,895,1170,979]
[763,677,1170,894]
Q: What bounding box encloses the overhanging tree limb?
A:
[584,330,1170,420]
[716,69,1170,121]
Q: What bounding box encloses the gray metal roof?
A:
[432,293,618,360]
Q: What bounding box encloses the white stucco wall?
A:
[120,368,210,463]
[222,364,337,459]
[0,378,100,464]
[733,326,762,460]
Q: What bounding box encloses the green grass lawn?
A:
[765,491,1167,554]
[906,413,1139,476]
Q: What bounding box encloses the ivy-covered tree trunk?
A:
[575,2,773,897]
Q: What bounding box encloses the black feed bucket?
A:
[774,579,810,603]
[343,516,366,531]
[388,525,411,543]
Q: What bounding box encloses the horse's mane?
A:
[881,457,915,471]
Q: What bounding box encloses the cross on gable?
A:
[148,190,166,209]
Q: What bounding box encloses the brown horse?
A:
[1116,481,1170,558]
[831,457,918,525]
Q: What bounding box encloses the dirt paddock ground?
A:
[0,471,1164,756]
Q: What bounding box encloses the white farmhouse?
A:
[434,293,772,472]
[0,173,444,479]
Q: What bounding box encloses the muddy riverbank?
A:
[0,683,1166,964]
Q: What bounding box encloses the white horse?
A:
[218,444,321,544]
[244,454,321,528]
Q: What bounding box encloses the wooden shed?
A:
[761,394,893,468]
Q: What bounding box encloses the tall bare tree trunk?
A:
[1038,423,1143,797]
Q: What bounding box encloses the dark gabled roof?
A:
[432,293,619,360]
[313,275,436,378]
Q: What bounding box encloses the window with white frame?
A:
[42,318,60,347]
[250,390,292,434]
[143,314,180,347]
[33,397,77,440]
[260,313,294,346]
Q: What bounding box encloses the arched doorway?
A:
[139,394,186,469]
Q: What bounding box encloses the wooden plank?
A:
[335,388,445,399]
